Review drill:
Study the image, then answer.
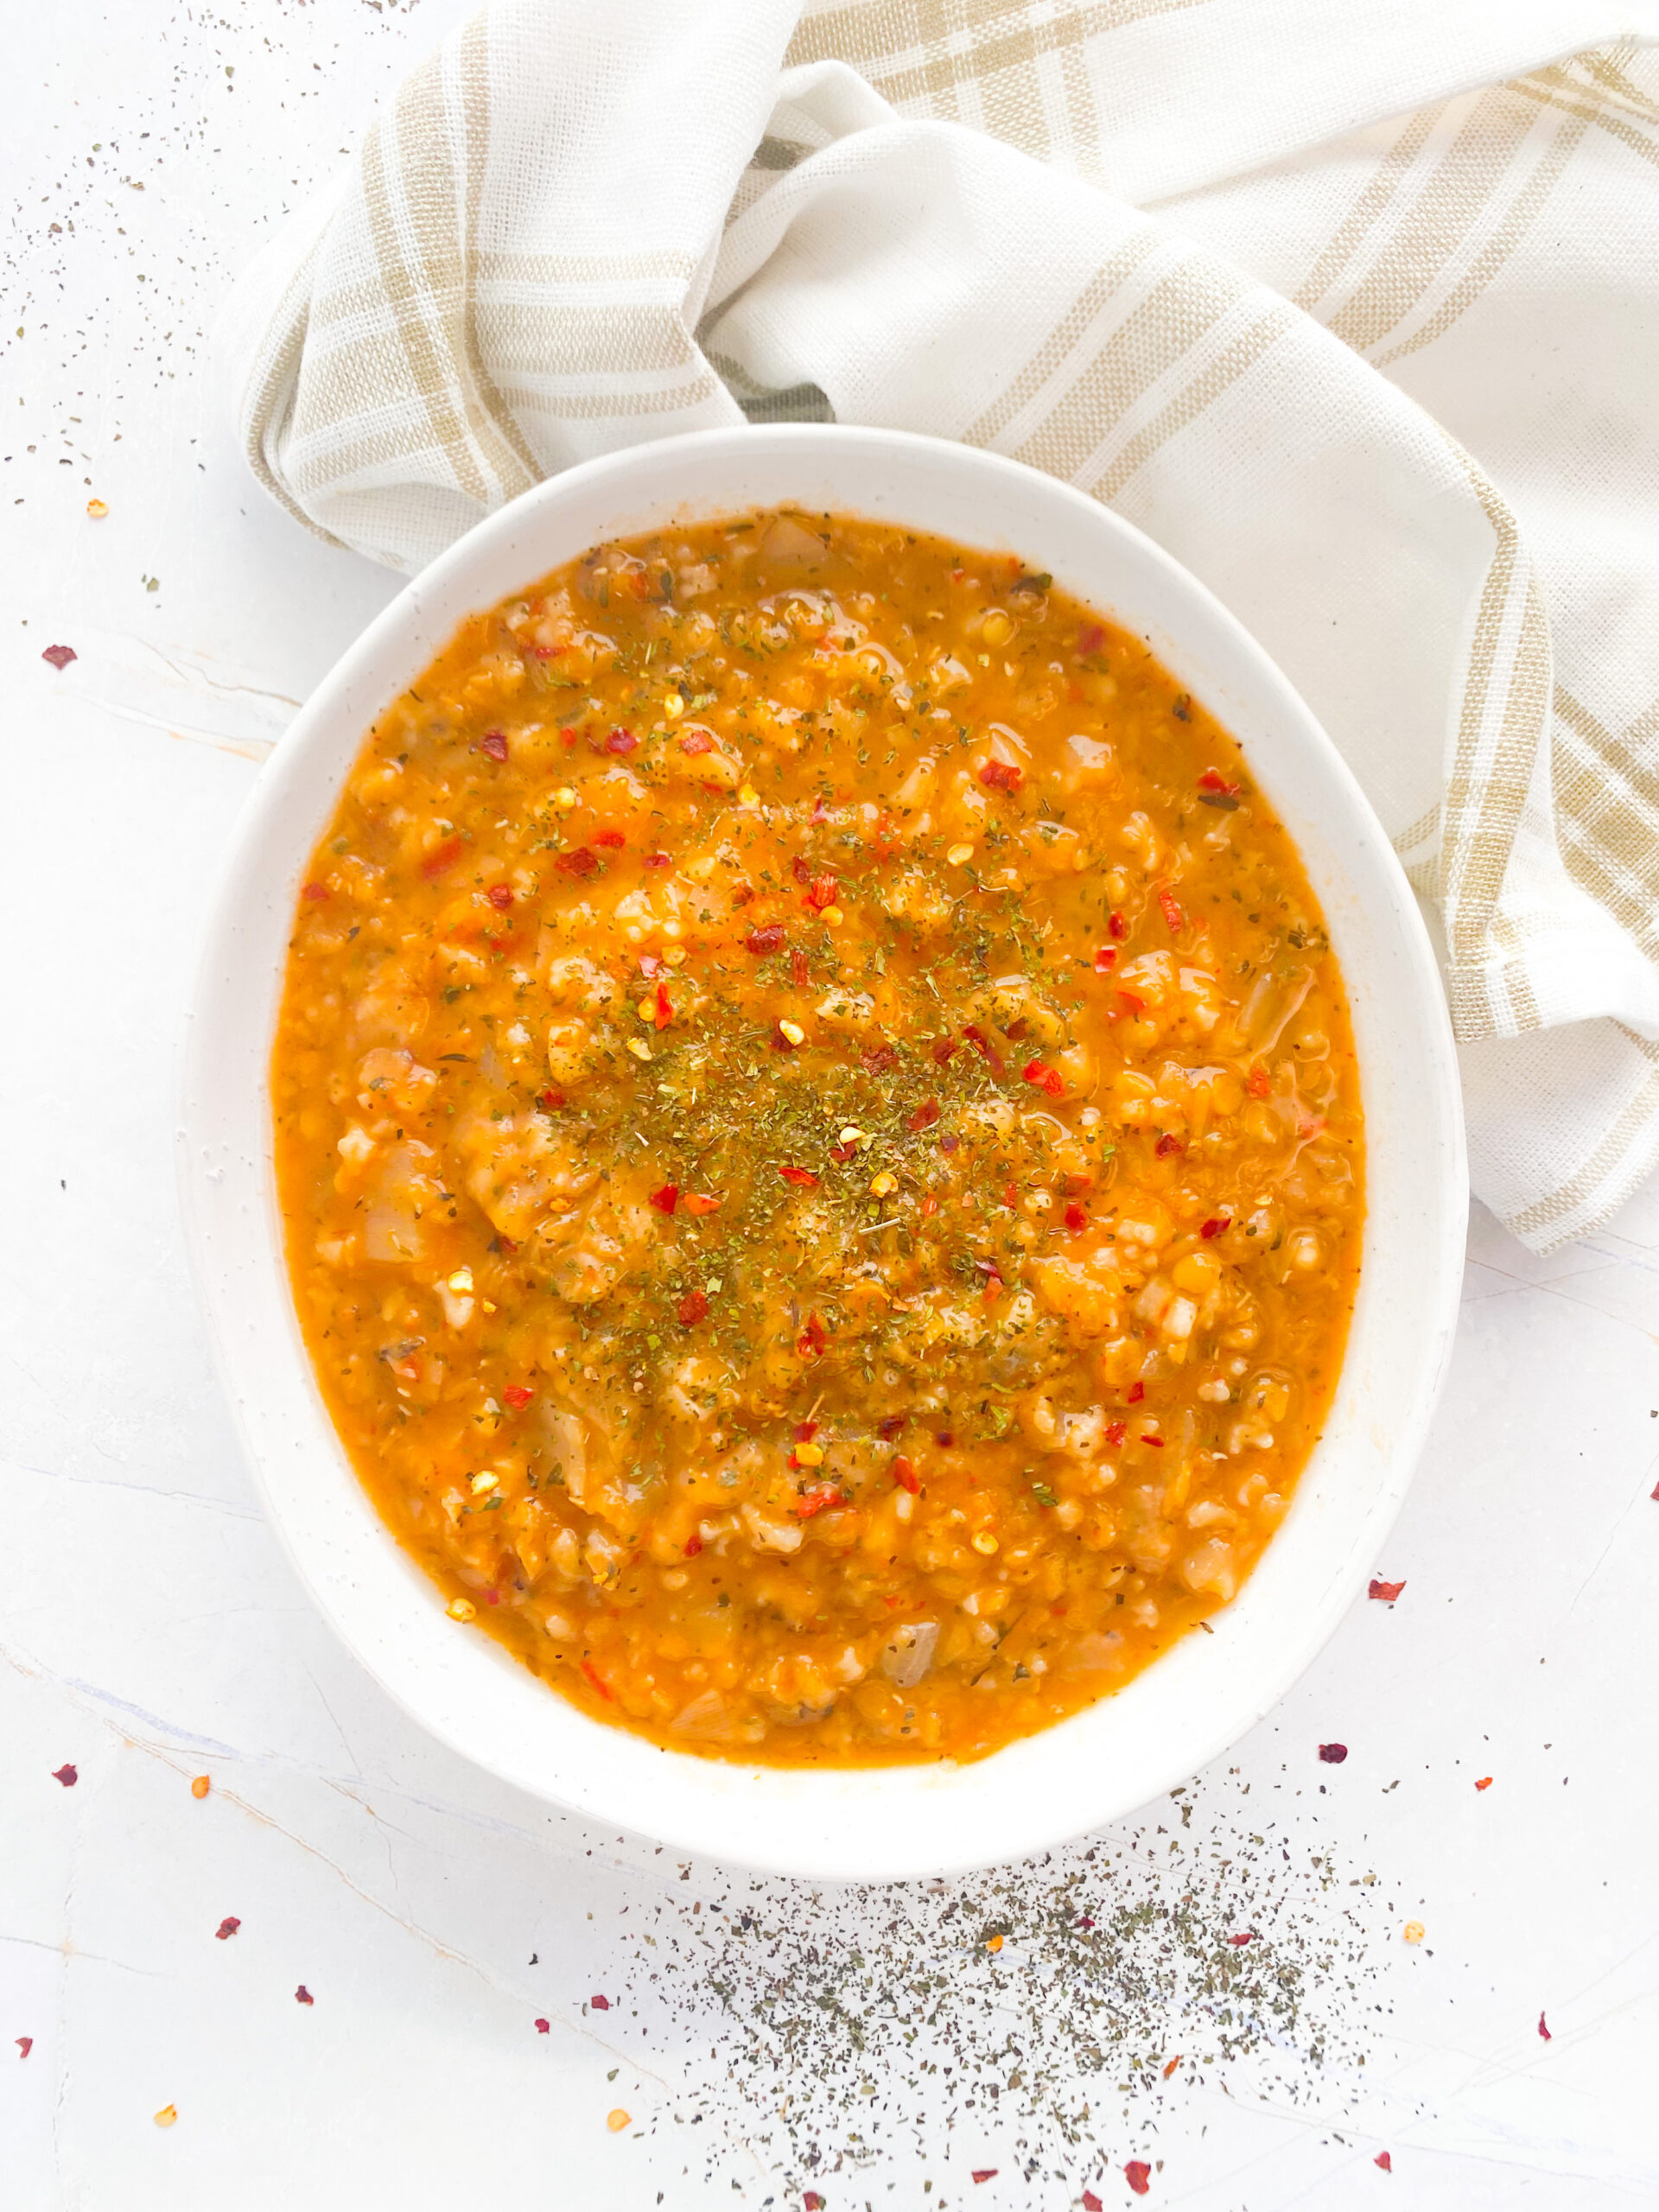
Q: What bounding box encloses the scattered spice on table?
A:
[51,1764,77,1787]
[16,2037,32,2059]
[41,645,77,671]
[154,2104,177,2128]
[1538,2012,1551,2041]
[86,497,108,518]
[1402,1921,1425,1944]
[295,1986,314,2005]
[1368,1579,1406,1602]
[191,1775,211,1800]
[1125,2158,1152,2195]
[1375,2151,1393,2171]
[607,2107,631,2132]
[536,2018,550,2034]
[214,1917,240,1941]
[1474,1777,1493,1790]
[591,1993,611,2010]
[1318,1743,1348,1764]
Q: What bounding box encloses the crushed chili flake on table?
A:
[1375,2152,1393,2171]
[535,2018,550,2033]
[1318,1742,1348,1763]
[1368,1578,1406,1601]
[1083,2192,1103,2212]
[16,2037,33,2059]
[971,2170,998,2183]
[1475,1775,1493,1789]
[1538,2012,1552,2040]
[1125,2160,1152,2196]
[41,644,77,670]
[590,1993,611,2010]
[51,1764,77,1787]
[191,1774,211,1800]
[215,1917,240,1941]
[295,1986,315,2005]
[804,2196,824,2211]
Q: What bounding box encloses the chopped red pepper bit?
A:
[1109,910,1128,940]
[1105,1421,1127,1447]
[746,923,785,955]
[1369,1578,1406,1601]
[556,845,598,878]
[1126,1380,1145,1403]
[605,727,638,753]
[979,760,1024,792]
[1538,2011,1551,2041]
[1093,945,1117,971]
[1082,2194,1103,2212]
[805,873,838,912]
[907,1098,941,1132]
[648,1184,679,1215]
[51,1764,77,1788]
[795,1483,845,1518]
[535,2017,550,2033]
[1021,1058,1065,1096]
[798,1311,828,1359]
[891,1456,919,1494]
[654,981,673,1030]
[1198,767,1240,796]
[1319,1742,1348,1764]
[1200,1217,1230,1239]
[1117,988,1146,1016]
[779,1165,819,1189]
[1475,1776,1493,1790]
[932,1037,959,1065]
[683,1535,702,1558]
[486,882,514,909]
[679,728,714,756]
[301,880,330,903]
[480,729,509,761]
[1154,1133,1183,1156]
[1162,2055,1182,2079]
[1247,1064,1271,1097]
[295,1986,315,2006]
[582,1660,614,1701]
[790,945,810,986]
[502,1384,536,1411]
[215,1917,240,1941]
[963,1023,1005,1072]
[1141,1433,1164,1448]
[15,2037,32,2058]
[1374,2152,1392,2172]
[682,1192,722,1216]
[421,836,465,880]
[539,1089,567,1109]
[677,1289,709,1326]
[796,1420,821,1441]
[645,849,672,868]
[1064,1203,1086,1233]
[1125,2162,1152,2196]
[594,828,626,849]
[1158,887,1185,934]
[1078,623,1105,658]
[41,644,78,671]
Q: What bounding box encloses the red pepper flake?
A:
[1126,1381,1145,1403]
[1200,1217,1230,1239]
[907,1098,940,1133]
[480,729,509,761]
[963,1023,1005,1073]
[502,1384,536,1411]
[936,1431,956,1448]
[51,1764,77,1788]
[654,981,673,1030]
[1374,2152,1392,2172]
[1141,1433,1164,1448]
[1021,1058,1064,1096]
[539,1089,567,1110]
[1319,1742,1348,1764]
[891,1456,919,1494]
[590,1993,610,2011]
[804,874,837,912]
[791,946,810,986]
[683,1536,703,1558]
[791,855,812,885]
[1158,888,1185,934]
[645,850,672,868]
[1109,910,1128,940]
[15,2038,32,2059]
[1247,1064,1271,1098]
[1105,1421,1126,1446]
[779,1166,819,1189]
[556,845,598,878]
[1228,1931,1255,1948]
[648,1183,679,1215]
[1369,1578,1406,1601]
[1093,945,1117,971]
[1475,1776,1493,1790]
[796,1420,822,1442]
[295,1986,315,2006]
[682,1192,722,1216]
[594,828,626,849]
[931,1037,959,1065]
[861,1045,900,1075]
[487,882,514,909]
[1162,2055,1181,2079]
[41,644,77,671]
[1064,1203,1086,1233]
[804,2196,825,2211]
[677,1289,709,1326]
[746,923,785,956]
[214,1917,240,1941]
[875,1414,905,1440]
[679,728,714,756]
[980,760,1023,792]
[798,1311,828,1359]
[971,2173,998,2186]
[795,1484,844,1518]
[1082,2194,1103,2212]
[421,836,465,880]
[605,727,638,754]
[1538,2011,1551,2041]
[1116,989,1147,1018]
[1154,1133,1183,1157]
[1198,766,1240,794]
[301,880,330,904]
[1125,2162,1152,2196]
[581,1661,614,1701]
[1078,623,1105,658]
[535,2017,550,2033]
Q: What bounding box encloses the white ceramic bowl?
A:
[180,425,1465,1882]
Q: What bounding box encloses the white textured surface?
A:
[4,6,1657,2206]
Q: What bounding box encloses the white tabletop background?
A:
[4,4,1657,2207]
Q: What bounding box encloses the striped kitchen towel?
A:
[219,0,1659,1251]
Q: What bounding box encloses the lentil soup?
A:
[272,510,1363,1765]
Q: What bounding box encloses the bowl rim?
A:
[179,422,1467,1880]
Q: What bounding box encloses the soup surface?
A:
[272,510,1363,1764]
